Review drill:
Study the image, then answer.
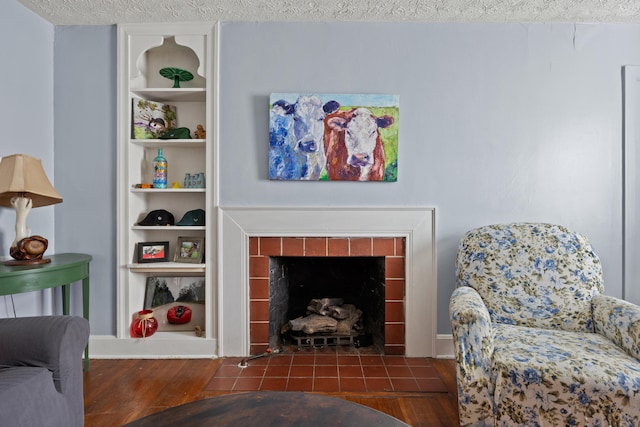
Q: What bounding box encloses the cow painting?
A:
[269,100,303,180]
[269,93,398,181]
[324,108,394,181]
[269,95,339,180]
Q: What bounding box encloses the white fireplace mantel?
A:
[218,207,436,357]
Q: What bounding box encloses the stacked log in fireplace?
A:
[281,298,371,348]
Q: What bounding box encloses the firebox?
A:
[269,256,386,352]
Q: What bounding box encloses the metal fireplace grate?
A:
[287,332,373,349]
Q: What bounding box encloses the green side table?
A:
[0,253,92,370]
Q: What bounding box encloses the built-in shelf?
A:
[128,262,206,273]
[131,139,205,148]
[131,225,205,231]
[114,22,217,358]
[130,188,205,193]
[131,88,205,102]
[130,331,205,340]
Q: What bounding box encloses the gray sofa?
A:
[0,316,89,427]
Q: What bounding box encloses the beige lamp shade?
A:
[0,154,62,208]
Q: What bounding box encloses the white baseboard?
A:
[89,334,219,359]
[436,334,454,359]
[88,334,454,359]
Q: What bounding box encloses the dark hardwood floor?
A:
[83,358,460,427]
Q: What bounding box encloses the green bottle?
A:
[153,148,167,188]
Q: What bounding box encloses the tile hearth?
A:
[206,348,446,393]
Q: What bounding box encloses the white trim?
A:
[436,334,454,359]
[624,66,640,305]
[89,334,217,359]
[218,207,437,357]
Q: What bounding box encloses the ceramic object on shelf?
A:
[130,309,158,338]
[159,67,193,88]
[167,305,192,324]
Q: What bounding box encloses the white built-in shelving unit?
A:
[112,23,218,357]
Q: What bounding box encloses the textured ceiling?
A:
[17,0,640,25]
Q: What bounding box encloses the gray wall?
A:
[53,25,117,330]
[0,1,56,317]
[6,2,640,335]
[219,22,636,333]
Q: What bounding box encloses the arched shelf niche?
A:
[131,35,205,89]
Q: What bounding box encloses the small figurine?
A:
[184,172,205,188]
[159,67,193,88]
[194,124,206,139]
[172,181,181,188]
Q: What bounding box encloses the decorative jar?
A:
[130,309,158,338]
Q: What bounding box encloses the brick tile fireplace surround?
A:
[249,236,407,355]
[219,207,436,358]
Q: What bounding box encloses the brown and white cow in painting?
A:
[324,107,394,181]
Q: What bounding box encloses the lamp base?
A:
[4,257,51,266]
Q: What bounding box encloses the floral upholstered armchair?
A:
[450,223,640,427]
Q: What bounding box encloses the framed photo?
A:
[143,276,205,332]
[137,241,169,263]
[174,236,204,263]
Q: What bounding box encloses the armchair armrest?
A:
[0,316,89,394]
[450,286,495,373]
[592,295,640,360]
[449,286,495,424]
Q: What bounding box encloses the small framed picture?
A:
[137,241,169,263]
[174,236,204,264]
[143,276,206,332]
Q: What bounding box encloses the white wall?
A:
[0,1,55,317]
[46,20,640,335]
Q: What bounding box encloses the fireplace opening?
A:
[269,256,385,352]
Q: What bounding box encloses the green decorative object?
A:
[159,67,194,88]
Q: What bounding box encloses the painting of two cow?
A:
[269,93,399,181]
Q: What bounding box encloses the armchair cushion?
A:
[0,367,70,427]
[456,223,603,332]
[492,324,640,426]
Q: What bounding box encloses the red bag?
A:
[167,305,192,324]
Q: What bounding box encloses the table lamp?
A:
[0,154,62,265]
